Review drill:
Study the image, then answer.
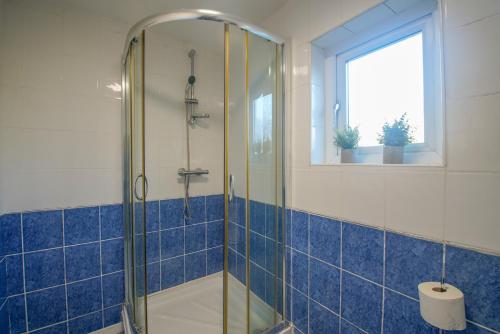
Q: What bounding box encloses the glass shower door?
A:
[225,23,286,334]
[123,31,148,334]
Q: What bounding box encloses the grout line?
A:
[381,230,386,334]
[21,212,29,334]
[339,220,343,333]
[62,210,69,334]
[98,206,105,328]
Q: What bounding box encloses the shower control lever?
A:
[177,168,209,176]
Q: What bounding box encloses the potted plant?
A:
[334,126,360,163]
[377,113,414,164]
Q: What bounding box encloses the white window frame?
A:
[333,14,443,161]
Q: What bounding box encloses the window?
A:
[252,93,273,157]
[311,0,444,165]
[345,33,424,147]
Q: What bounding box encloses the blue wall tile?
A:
[6,255,23,296]
[292,289,308,334]
[385,232,442,299]
[445,322,496,334]
[100,204,123,240]
[160,228,184,259]
[23,210,63,252]
[146,232,160,264]
[250,262,266,301]
[68,311,102,334]
[0,303,9,334]
[147,262,161,294]
[145,201,160,232]
[446,246,500,331]
[102,272,124,307]
[340,321,364,334]
[341,272,382,334]
[207,220,224,248]
[65,242,100,282]
[236,225,246,256]
[310,215,340,267]
[103,305,122,327]
[265,204,277,239]
[291,249,309,295]
[383,289,437,334]
[207,195,224,222]
[67,277,102,318]
[185,224,206,253]
[161,257,184,289]
[160,199,184,230]
[185,251,206,281]
[185,196,206,225]
[1,213,22,256]
[26,285,67,331]
[291,211,309,254]
[236,253,246,284]
[25,248,65,291]
[32,322,68,334]
[309,300,340,334]
[101,238,124,274]
[236,197,246,227]
[265,238,276,273]
[207,246,223,274]
[8,295,26,334]
[309,258,340,313]
[250,200,266,235]
[0,259,6,304]
[250,231,266,268]
[64,207,99,245]
[342,223,384,284]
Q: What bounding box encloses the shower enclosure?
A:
[121,10,288,334]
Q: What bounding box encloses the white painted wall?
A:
[262,0,500,253]
[0,0,224,213]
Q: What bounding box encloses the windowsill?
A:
[318,145,444,166]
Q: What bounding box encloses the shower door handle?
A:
[134,174,148,201]
[228,174,235,202]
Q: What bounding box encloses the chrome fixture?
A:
[181,49,209,218]
[185,49,210,125]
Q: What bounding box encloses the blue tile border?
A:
[286,209,500,334]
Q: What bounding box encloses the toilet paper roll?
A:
[418,282,466,330]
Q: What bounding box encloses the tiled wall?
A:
[286,209,500,334]
[227,197,286,311]
[137,195,224,294]
[0,194,224,334]
[262,0,500,254]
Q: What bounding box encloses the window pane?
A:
[347,33,424,147]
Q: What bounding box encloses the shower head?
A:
[188,49,196,58]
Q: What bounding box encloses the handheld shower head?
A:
[188,49,196,58]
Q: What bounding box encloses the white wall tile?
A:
[446,93,500,172]
[444,13,500,98]
[445,172,500,252]
[443,0,500,28]
[340,167,385,227]
[292,167,342,218]
[385,168,445,240]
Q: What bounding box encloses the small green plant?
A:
[377,113,414,147]
[334,126,360,149]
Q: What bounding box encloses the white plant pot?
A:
[341,149,355,163]
[383,146,404,164]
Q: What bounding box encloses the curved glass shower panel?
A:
[248,33,281,333]
[121,11,287,334]
[123,31,148,334]
[226,24,247,334]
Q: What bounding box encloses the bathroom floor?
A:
[147,272,275,334]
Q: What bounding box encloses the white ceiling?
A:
[63,0,287,27]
